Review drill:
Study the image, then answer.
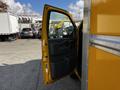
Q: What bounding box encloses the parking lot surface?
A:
[0,39,81,90]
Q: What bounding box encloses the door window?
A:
[49,12,74,39]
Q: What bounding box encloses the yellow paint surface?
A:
[88,47,120,90]
[91,0,120,35]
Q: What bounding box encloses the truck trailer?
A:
[19,23,31,32]
[0,12,19,41]
[41,0,120,90]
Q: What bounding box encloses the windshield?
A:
[22,28,31,32]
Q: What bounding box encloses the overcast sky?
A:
[0,0,84,20]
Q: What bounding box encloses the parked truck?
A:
[0,12,19,41]
[41,1,120,90]
[19,23,31,32]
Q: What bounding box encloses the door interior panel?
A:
[48,38,77,79]
[42,5,78,84]
[77,21,83,77]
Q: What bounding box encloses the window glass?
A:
[49,12,74,39]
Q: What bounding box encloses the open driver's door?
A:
[41,4,78,84]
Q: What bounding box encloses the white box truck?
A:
[0,12,19,41]
[19,23,31,32]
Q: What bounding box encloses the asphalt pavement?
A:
[0,39,81,90]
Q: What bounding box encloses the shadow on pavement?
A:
[0,60,81,90]
[38,62,81,90]
[0,60,40,90]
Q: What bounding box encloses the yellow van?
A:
[41,0,120,90]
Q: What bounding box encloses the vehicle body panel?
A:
[20,28,33,38]
[42,1,120,90]
[0,12,19,35]
[91,0,120,35]
[88,0,120,90]
[41,4,78,84]
[9,14,19,34]
[88,46,120,90]
[19,23,31,32]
